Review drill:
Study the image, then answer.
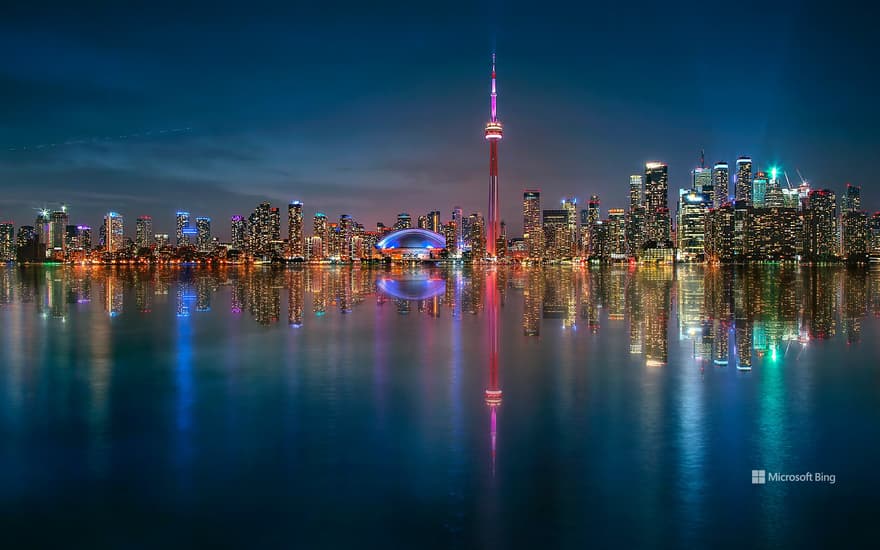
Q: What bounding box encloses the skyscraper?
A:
[629,174,643,211]
[231,215,245,250]
[805,190,839,261]
[764,167,785,208]
[869,212,880,262]
[34,210,50,258]
[676,190,710,261]
[395,213,412,230]
[104,212,124,253]
[136,216,153,249]
[542,209,569,259]
[644,162,670,245]
[176,211,190,245]
[468,212,486,258]
[428,211,441,234]
[735,157,752,204]
[751,171,768,208]
[842,211,869,263]
[196,217,212,252]
[523,190,543,259]
[288,201,304,258]
[313,212,328,259]
[248,202,275,256]
[713,162,729,207]
[607,209,627,259]
[562,198,578,256]
[693,167,712,195]
[48,207,69,257]
[452,206,464,253]
[705,203,735,263]
[65,224,77,254]
[842,184,861,213]
[339,214,354,259]
[0,222,14,261]
[269,207,281,242]
[74,225,92,251]
[16,226,38,262]
[586,195,600,256]
[484,54,503,258]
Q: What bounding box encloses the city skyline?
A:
[0,158,869,244]
[1,3,876,237]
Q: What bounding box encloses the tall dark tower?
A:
[485,54,503,258]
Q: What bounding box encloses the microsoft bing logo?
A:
[752,470,766,485]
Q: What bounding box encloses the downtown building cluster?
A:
[1,159,876,265]
[513,158,879,265]
[0,198,495,264]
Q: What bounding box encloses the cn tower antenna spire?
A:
[490,52,498,122]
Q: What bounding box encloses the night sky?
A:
[1,1,877,238]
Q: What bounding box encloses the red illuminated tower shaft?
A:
[485,54,503,258]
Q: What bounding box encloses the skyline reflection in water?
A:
[0,265,878,546]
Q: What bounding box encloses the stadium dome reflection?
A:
[377,274,446,301]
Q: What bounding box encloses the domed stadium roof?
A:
[376,228,446,250]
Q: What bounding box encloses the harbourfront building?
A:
[676,190,710,261]
[0,222,14,261]
[745,207,802,261]
[804,189,839,262]
[693,167,713,204]
[104,212,124,254]
[644,162,670,245]
[842,184,861,213]
[542,209,569,260]
[562,198,578,257]
[735,157,752,204]
[313,213,328,259]
[467,212,486,259]
[606,208,627,260]
[713,162,729,207]
[869,212,880,262]
[48,208,69,259]
[705,204,735,263]
[176,211,190,245]
[523,190,543,259]
[248,202,278,257]
[751,171,768,208]
[629,174,642,211]
[288,201,304,258]
[842,210,869,264]
[196,217,212,252]
[394,213,412,231]
[231,216,246,250]
[136,216,153,249]
[585,195,600,255]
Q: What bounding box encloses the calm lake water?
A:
[1,265,878,547]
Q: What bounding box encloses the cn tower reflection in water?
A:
[485,269,503,475]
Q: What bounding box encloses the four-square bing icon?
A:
[752,470,766,485]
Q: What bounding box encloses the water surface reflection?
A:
[0,265,878,546]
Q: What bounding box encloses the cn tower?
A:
[484,53,503,258]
